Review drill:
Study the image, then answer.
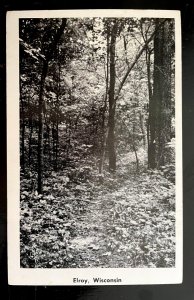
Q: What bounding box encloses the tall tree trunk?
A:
[150,19,173,169]
[107,22,117,173]
[160,21,172,165]
[99,33,109,174]
[146,47,156,169]
[37,61,48,193]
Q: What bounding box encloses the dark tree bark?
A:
[149,19,173,169]
[159,21,173,164]
[146,45,156,169]
[107,21,117,172]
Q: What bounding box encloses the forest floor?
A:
[20,151,175,268]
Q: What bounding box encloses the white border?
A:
[7,9,182,285]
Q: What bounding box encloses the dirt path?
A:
[68,185,132,268]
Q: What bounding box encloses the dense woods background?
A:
[19,17,176,268]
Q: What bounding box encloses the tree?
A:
[19,17,175,189]
[148,19,174,169]
[37,19,67,193]
[105,18,165,173]
[20,19,67,192]
[107,20,118,172]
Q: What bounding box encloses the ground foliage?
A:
[20,151,175,268]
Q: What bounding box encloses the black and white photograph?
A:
[7,10,182,285]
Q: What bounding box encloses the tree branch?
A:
[115,19,166,101]
[19,38,46,62]
[19,19,67,63]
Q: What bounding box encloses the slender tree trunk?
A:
[99,33,109,174]
[132,123,139,172]
[43,123,51,162]
[107,22,117,172]
[37,61,48,193]
[139,111,146,147]
[154,20,163,167]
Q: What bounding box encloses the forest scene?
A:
[19,17,176,268]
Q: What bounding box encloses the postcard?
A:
[7,9,182,285]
